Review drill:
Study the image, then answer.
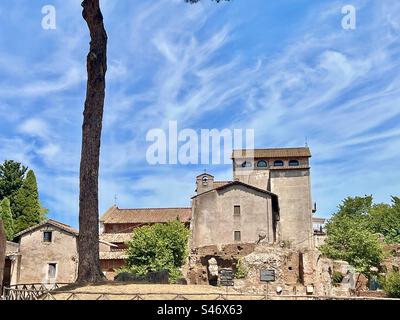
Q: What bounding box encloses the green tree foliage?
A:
[124,220,190,282]
[320,196,384,274]
[0,197,14,240]
[12,170,46,234]
[368,197,400,244]
[0,160,27,200]
[381,271,400,298]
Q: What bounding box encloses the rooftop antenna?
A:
[305,136,309,147]
[114,193,118,207]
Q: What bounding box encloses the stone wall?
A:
[18,227,78,284]
[186,243,352,297]
[186,243,256,285]
[0,221,6,290]
[270,170,313,249]
[191,185,275,248]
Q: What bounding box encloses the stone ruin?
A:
[185,242,356,297]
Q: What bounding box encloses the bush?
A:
[381,271,400,298]
[332,271,344,286]
[123,220,190,283]
[235,258,248,279]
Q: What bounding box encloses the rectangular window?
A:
[48,263,57,279]
[234,231,241,242]
[43,231,52,242]
[234,205,241,216]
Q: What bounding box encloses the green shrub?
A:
[235,258,248,279]
[331,271,344,286]
[381,271,400,298]
[124,220,190,283]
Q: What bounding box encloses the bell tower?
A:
[195,173,214,194]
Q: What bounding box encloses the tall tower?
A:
[232,147,314,249]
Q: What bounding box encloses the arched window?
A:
[273,160,284,167]
[289,160,300,166]
[257,160,268,168]
[202,176,209,185]
[241,161,252,168]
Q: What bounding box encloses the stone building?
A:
[191,147,315,250]
[2,219,114,286]
[99,206,191,279]
[191,178,280,247]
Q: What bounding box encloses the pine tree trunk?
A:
[77,0,107,283]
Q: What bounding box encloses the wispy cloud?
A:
[0,0,399,227]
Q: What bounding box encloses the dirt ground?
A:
[48,282,261,300]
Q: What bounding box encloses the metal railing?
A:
[2,287,399,301]
[1,283,70,300]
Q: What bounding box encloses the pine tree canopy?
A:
[0,160,28,200]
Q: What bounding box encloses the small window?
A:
[241,161,252,168]
[234,205,241,216]
[43,231,52,242]
[257,160,268,168]
[289,160,300,166]
[234,231,241,242]
[48,263,57,279]
[273,160,284,167]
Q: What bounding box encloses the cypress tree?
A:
[0,197,14,240]
[12,170,45,234]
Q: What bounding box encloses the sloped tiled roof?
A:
[192,181,278,199]
[232,147,311,159]
[100,206,192,224]
[100,233,132,243]
[13,219,79,238]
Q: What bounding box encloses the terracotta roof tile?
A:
[13,219,79,238]
[232,147,311,159]
[100,206,192,224]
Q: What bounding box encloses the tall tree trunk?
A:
[77,0,107,283]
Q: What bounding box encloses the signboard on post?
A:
[260,269,276,282]
[219,268,234,287]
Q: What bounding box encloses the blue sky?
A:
[0,0,399,228]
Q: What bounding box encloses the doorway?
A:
[2,258,12,288]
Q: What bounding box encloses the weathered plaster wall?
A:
[191,185,274,248]
[270,170,313,249]
[18,227,78,284]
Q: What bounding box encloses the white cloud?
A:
[18,118,49,139]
